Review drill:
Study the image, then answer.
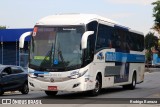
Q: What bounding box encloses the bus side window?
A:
[108,39,112,48]
[111,32,116,48]
[116,38,121,48]
[114,31,121,49]
[96,24,105,50]
[95,24,114,50]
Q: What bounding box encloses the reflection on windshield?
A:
[29,26,84,71]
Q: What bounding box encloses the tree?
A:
[145,32,158,50]
[145,50,152,63]
[145,32,158,64]
[0,26,6,29]
[152,0,160,34]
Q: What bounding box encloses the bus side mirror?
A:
[19,31,32,48]
[81,31,94,49]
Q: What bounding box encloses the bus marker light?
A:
[33,27,38,36]
[33,27,38,32]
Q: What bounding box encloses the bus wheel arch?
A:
[97,72,102,89]
[123,70,137,90]
[132,71,137,88]
[88,72,102,96]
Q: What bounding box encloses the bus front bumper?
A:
[28,76,95,92]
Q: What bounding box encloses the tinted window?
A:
[11,67,24,74]
[1,67,12,76]
[136,33,144,51]
[127,32,144,51]
[112,27,144,52]
[94,23,144,52]
[84,21,98,65]
[96,24,113,50]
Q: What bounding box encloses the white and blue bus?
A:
[20,14,145,96]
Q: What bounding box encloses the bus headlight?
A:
[28,73,37,78]
[69,69,88,79]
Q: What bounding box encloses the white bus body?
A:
[20,14,145,96]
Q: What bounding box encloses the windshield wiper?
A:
[40,43,54,69]
[40,51,52,68]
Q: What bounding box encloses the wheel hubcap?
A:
[94,80,100,93]
[133,78,136,86]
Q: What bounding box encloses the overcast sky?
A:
[0,0,156,35]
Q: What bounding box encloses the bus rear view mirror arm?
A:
[19,31,32,48]
[81,31,94,49]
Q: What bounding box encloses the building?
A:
[0,28,32,67]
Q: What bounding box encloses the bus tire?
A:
[88,74,102,96]
[123,72,136,90]
[45,91,58,96]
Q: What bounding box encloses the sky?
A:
[0,0,156,35]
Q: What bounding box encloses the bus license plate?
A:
[48,86,57,91]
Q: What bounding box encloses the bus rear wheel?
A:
[88,75,102,96]
[123,73,136,90]
[45,91,58,96]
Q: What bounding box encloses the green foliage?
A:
[152,0,160,34]
[153,1,160,24]
[145,50,152,62]
[0,26,6,29]
[145,32,158,50]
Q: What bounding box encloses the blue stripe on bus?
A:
[106,52,145,63]
[29,71,49,74]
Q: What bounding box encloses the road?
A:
[0,68,160,106]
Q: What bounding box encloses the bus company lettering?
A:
[106,52,116,61]
[97,52,104,60]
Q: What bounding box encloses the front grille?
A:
[36,77,70,82]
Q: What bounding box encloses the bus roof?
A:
[36,13,143,35]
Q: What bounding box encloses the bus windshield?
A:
[29,26,85,71]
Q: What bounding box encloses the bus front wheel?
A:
[88,74,102,96]
[45,91,58,96]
